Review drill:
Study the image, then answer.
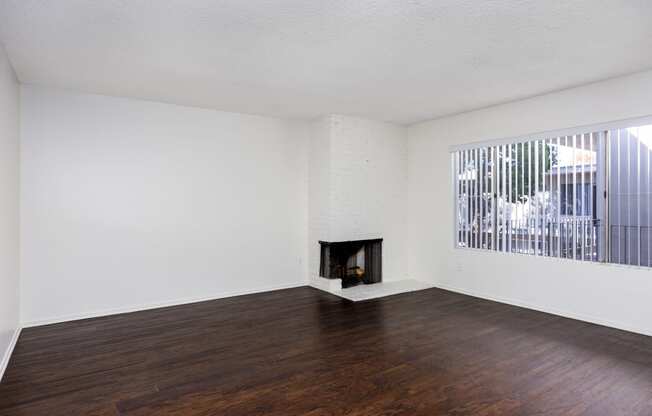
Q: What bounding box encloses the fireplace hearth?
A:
[319,239,382,288]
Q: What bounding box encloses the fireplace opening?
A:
[319,239,382,288]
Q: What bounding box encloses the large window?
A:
[452,122,652,267]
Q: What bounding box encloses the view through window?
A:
[452,123,652,267]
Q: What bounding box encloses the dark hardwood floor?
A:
[1,286,652,415]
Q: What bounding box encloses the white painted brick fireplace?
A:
[308,114,408,293]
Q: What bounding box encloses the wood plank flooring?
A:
[1,286,652,415]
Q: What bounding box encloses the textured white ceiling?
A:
[1,0,651,124]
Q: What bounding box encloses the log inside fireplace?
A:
[319,239,382,288]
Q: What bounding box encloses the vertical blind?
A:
[452,123,652,267]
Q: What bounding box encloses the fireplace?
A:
[319,239,382,288]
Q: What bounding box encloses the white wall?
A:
[307,117,332,289]
[20,86,309,326]
[408,70,652,336]
[309,115,408,288]
[0,44,20,377]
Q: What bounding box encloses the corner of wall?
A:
[0,41,21,382]
[0,328,21,382]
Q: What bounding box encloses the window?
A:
[452,122,652,267]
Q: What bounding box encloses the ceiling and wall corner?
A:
[0,1,651,124]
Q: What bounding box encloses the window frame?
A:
[450,114,652,270]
